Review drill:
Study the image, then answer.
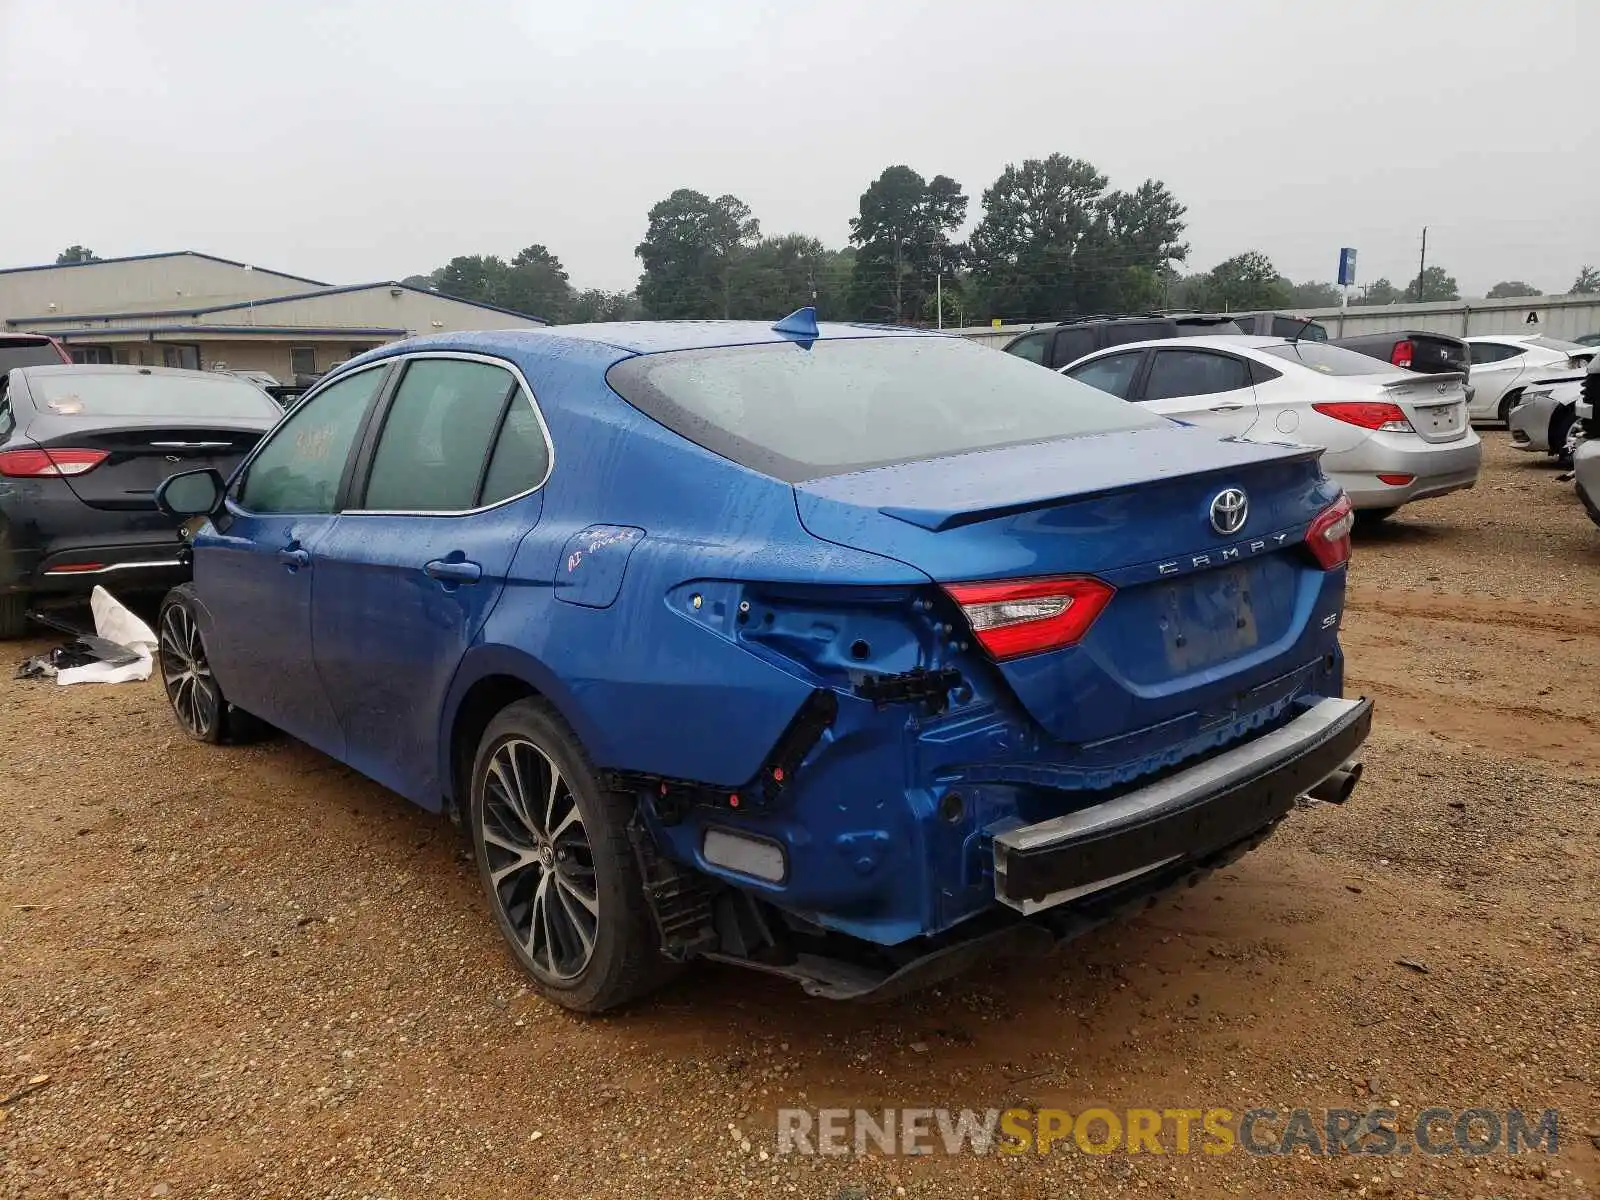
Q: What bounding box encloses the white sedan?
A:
[1061,337,1482,524]
[1464,335,1593,424]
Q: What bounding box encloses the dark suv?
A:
[1002,314,1244,370]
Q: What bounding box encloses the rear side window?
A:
[236,366,387,514]
[1051,327,1097,365]
[479,390,551,505]
[1261,342,1406,376]
[1102,322,1166,347]
[1003,332,1051,365]
[1067,351,1143,399]
[24,369,279,419]
[362,359,519,512]
[607,336,1164,483]
[1144,349,1251,400]
[1469,342,1523,365]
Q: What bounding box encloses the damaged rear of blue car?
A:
[154,316,1370,1012]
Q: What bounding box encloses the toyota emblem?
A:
[1209,488,1248,536]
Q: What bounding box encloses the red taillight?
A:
[944,576,1114,661]
[1312,401,1414,433]
[1305,495,1354,570]
[1390,339,1414,369]
[0,448,109,477]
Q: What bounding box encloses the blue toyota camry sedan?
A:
[153,312,1370,1012]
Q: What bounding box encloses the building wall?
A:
[0,254,320,321]
[64,338,379,380]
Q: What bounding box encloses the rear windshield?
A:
[0,341,65,372]
[607,336,1165,482]
[1259,342,1401,376]
[1269,316,1328,341]
[25,370,279,419]
[1528,336,1587,354]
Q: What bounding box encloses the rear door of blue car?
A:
[308,354,553,806]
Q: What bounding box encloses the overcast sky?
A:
[1,0,1594,298]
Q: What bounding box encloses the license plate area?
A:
[1414,403,1460,434]
[1158,564,1259,672]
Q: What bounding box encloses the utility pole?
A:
[1414,226,1428,303]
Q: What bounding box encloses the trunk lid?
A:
[795,425,1342,745]
[28,419,265,510]
[1374,370,1470,443]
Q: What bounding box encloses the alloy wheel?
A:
[479,738,600,981]
[159,604,219,738]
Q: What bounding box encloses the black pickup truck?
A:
[1330,330,1470,376]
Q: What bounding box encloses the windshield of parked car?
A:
[1259,342,1402,376]
[0,341,65,373]
[25,369,281,419]
[608,335,1166,482]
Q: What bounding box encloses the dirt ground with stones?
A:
[2,432,1597,1199]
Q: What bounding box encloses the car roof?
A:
[387,320,945,359]
[1072,335,1286,357]
[19,363,251,381]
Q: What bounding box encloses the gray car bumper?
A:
[1509,394,1564,452]
[1574,440,1600,529]
[1323,430,1483,510]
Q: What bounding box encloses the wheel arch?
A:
[438,644,603,818]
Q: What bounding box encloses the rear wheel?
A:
[157,585,268,743]
[469,699,673,1013]
[1498,392,1521,425]
[0,594,28,640]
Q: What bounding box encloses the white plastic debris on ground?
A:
[56,586,158,685]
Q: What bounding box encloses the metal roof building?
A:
[0,251,546,382]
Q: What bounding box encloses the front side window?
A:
[1102,322,1165,348]
[1004,333,1051,365]
[235,366,387,514]
[606,335,1164,483]
[1067,351,1143,399]
[1144,349,1251,400]
[1051,327,1097,366]
[361,359,522,512]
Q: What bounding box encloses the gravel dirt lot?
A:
[3,433,1597,1199]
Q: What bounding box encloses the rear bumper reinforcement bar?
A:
[994,696,1373,915]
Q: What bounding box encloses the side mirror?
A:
[155,468,225,518]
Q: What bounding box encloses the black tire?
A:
[1353,507,1396,529]
[469,698,673,1013]
[0,594,29,640]
[157,584,268,744]
[1498,392,1520,425]
[1550,405,1576,465]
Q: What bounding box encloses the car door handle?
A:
[1208,403,1246,412]
[424,558,482,584]
[277,547,310,569]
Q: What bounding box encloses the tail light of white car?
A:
[1312,401,1415,434]
[1305,495,1354,570]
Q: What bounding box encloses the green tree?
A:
[967,154,1187,322]
[1353,278,1405,306]
[635,189,760,318]
[567,289,644,322]
[501,244,572,321]
[1413,266,1459,302]
[399,274,435,290]
[55,245,100,264]
[1188,252,1289,312]
[1486,280,1541,300]
[1569,265,1599,294]
[847,166,967,324]
[432,255,508,305]
[1282,279,1341,308]
[726,234,837,319]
